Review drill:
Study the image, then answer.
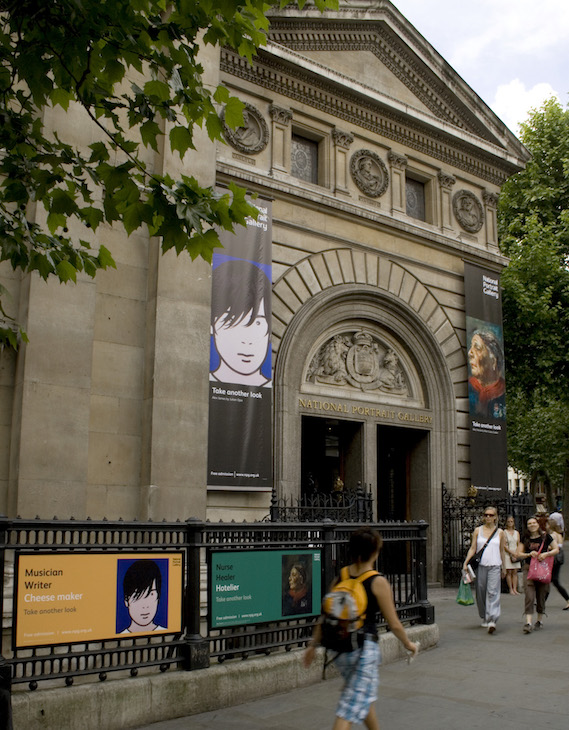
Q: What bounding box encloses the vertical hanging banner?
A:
[464,262,508,497]
[207,197,272,490]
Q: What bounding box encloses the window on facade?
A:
[291,134,319,184]
[406,176,426,221]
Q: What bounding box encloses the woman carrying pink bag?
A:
[517,516,559,634]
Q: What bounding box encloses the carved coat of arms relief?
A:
[307,330,408,396]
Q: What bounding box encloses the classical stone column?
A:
[483,191,500,251]
[7,201,96,518]
[388,151,408,215]
[269,105,292,174]
[139,46,220,521]
[438,171,456,234]
[332,128,354,194]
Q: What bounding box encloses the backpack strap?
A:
[339,568,379,583]
[355,569,379,584]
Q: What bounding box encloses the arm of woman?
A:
[302,618,322,668]
[462,527,479,570]
[499,530,507,576]
[539,537,559,560]
[515,536,528,561]
[372,575,418,656]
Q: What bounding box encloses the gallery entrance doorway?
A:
[301,416,363,496]
[377,425,430,522]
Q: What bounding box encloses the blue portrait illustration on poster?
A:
[209,254,272,388]
[116,558,169,634]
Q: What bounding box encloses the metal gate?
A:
[442,483,535,585]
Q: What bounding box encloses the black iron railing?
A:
[442,483,535,585]
[268,484,374,523]
[0,516,432,699]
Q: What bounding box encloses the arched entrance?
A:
[273,250,463,578]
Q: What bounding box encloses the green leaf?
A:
[169,125,193,158]
[97,245,116,270]
[46,212,67,233]
[56,260,78,283]
[80,206,104,231]
[140,120,162,150]
[143,79,171,102]
[223,97,245,128]
[50,88,75,110]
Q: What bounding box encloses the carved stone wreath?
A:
[350,150,389,198]
[221,102,269,155]
[307,330,408,395]
[452,190,484,233]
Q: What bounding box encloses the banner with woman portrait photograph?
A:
[464,262,508,496]
[207,197,272,490]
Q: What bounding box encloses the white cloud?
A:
[491,80,560,134]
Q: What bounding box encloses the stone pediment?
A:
[262,2,528,169]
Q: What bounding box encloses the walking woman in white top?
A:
[503,515,521,595]
[463,506,506,634]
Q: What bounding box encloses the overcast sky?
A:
[392,0,569,137]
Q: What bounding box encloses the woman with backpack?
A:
[303,527,419,730]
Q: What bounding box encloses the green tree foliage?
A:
[498,98,569,496]
[0,0,336,349]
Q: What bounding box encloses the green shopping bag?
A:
[456,579,474,606]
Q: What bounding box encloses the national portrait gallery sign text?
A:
[298,397,433,425]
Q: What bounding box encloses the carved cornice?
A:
[388,151,408,169]
[267,20,494,143]
[482,190,499,207]
[220,48,516,185]
[333,128,354,149]
[270,104,293,125]
[438,171,456,189]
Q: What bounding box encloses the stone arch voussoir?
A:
[272,249,464,386]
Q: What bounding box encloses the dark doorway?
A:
[377,425,429,521]
[301,417,363,496]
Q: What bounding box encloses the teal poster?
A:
[210,549,321,628]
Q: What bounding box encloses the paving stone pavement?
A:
[137,562,569,730]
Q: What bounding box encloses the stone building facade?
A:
[0,2,529,580]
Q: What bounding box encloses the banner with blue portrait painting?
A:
[207,197,272,490]
[464,262,507,497]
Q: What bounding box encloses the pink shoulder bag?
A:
[527,536,554,583]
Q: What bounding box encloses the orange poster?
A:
[15,552,183,648]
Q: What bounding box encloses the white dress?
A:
[503,529,520,569]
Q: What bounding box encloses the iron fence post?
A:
[270,486,280,522]
[0,516,13,730]
[322,521,336,598]
[356,483,364,523]
[181,518,209,671]
[416,520,434,624]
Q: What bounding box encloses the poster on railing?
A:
[209,549,321,628]
[464,262,508,497]
[207,194,272,491]
[14,551,184,649]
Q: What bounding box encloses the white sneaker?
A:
[480,622,488,628]
[487,622,496,634]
